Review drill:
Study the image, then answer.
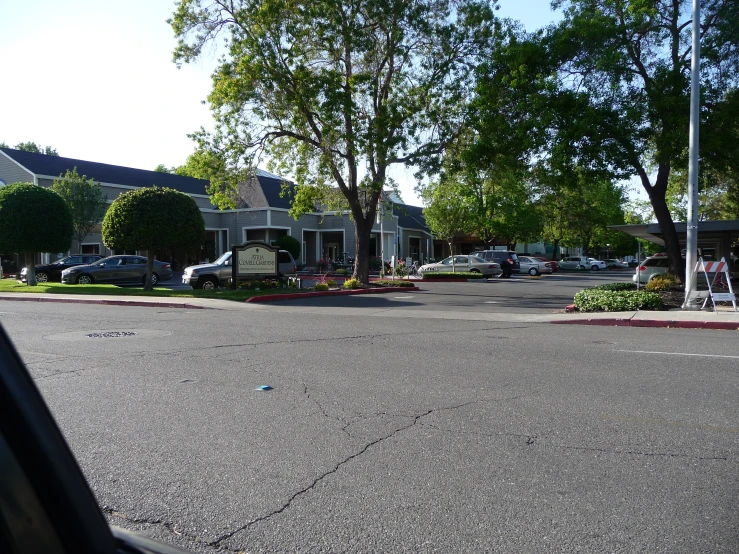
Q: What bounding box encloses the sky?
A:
[0,0,563,207]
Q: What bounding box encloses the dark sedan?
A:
[21,254,105,282]
[61,255,173,285]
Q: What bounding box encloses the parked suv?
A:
[182,250,296,289]
[471,250,520,274]
[632,255,669,284]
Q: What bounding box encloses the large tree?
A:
[102,187,205,290]
[52,168,109,253]
[170,0,496,284]
[0,183,73,286]
[421,178,470,269]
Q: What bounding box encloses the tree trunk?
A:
[649,191,684,281]
[646,163,685,282]
[144,250,155,291]
[26,252,37,287]
[353,216,372,285]
[552,238,560,260]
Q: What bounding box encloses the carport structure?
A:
[610,220,739,261]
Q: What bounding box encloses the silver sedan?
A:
[517,256,554,276]
[419,255,503,277]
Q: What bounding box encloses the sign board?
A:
[712,293,736,302]
[684,256,737,312]
[232,241,279,283]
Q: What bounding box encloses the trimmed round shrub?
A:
[335,268,348,275]
[314,282,329,291]
[326,279,337,287]
[274,235,300,259]
[344,278,362,289]
[574,289,663,312]
[0,183,73,254]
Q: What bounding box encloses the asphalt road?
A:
[1,279,738,553]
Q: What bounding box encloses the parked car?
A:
[559,256,606,271]
[632,255,670,284]
[603,258,629,269]
[20,254,105,283]
[535,257,559,272]
[517,256,554,276]
[418,255,503,277]
[628,259,641,267]
[61,255,173,285]
[182,250,297,289]
[471,250,521,274]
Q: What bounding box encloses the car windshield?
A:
[213,252,232,265]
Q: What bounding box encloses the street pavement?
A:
[1,281,739,553]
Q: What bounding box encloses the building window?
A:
[81,244,101,255]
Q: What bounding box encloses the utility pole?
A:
[683,0,701,308]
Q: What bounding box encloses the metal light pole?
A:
[683,0,701,308]
[379,192,385,278]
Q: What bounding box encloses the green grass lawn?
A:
[0,279,297,302]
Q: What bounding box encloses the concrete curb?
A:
[551,318,739,330]
[246,286,420,303]
[0,295,210,309]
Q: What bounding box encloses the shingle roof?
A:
[0,147,211,196]
[393,202,428,232]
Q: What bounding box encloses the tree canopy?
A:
[0,183,73,286]
[52,168,109,253]
[472,0,739,278]
[170,0,497,283]
[102,187,205,290]
[0,141,59,156]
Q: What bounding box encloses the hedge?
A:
[372,279,415,287]
[590,282,637,291]
[421,272,484,280]
[574,289,663,312]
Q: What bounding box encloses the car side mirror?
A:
[225,260,231,266]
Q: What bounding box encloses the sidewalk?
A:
[550,306,739,330]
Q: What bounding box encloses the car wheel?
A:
[36,271,49,283]
[591,265,600,271]
[200,277,218,290]
[76,274,94,285]
[529,267,538,276]
[469,268,481,274]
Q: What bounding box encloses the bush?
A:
[344,278,362,289]
[591,282,637,291]
[335,268,348,275]
[368,256,383,271]
[313,282,329,291]
[238,278,280,290]
[373,279,415,287]
[645,274,677,292]
[326,279,337,287]
[274,235,301,259]
[574,289,663,312]
[421,271,484,279]
[393,260,408,278]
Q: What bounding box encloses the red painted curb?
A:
[0,296,209,309]
[551,318,739,330]
[246,286,419,303]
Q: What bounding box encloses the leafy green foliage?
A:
[52,168,108,251]
[421,272,484,279]
[590,282,637,292]
[313,282,330,291]
[4,141,59,156]
[343,278,362,289]
[274,235,301,260]
[645,274,678,292]
[103,187,205,252]
[169,0,496,284]
[0,183,73,254]
[574,290,663,312]
[422,179,470,247]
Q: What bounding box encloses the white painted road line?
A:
[617,350,739,360]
